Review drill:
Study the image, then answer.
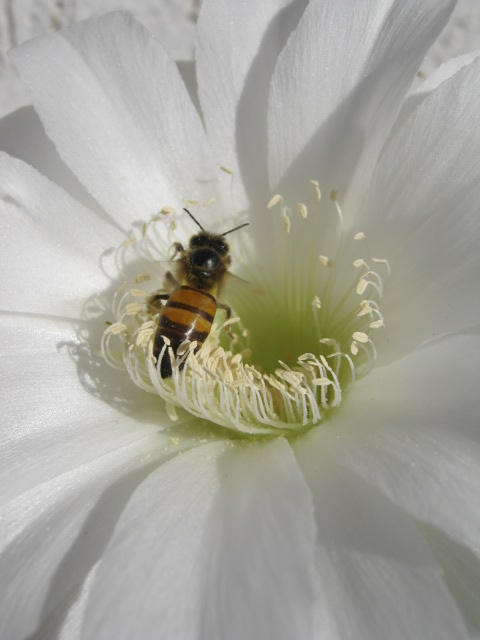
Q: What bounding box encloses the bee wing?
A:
[219,271,264,301]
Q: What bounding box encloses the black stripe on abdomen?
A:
[165,300,215,323]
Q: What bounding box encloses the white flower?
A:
[1,2,480,639]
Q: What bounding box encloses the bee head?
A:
[188,232,230,278]
[189,231,229,255]
[181,209,247,287]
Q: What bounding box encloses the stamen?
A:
[104,322,127,335]
[124,302,143,316]
[297,202,308,219]
[371,257,392,277]
[356,300,372,316]
[309,179,321,202]
[352,331,369,343]
[220,166,238,216]
[357,278,382,298]
[353,258,368,268]
[330,189,344,229]
[268,194,283,209]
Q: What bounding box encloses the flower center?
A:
[102,184,389,436]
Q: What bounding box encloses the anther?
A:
[352,331,369,343]
[319,255,332,267]
[104,322,127,335]
[356,300,372,316]
[357,279,368,295]
[309,180,321,201]
[125,302,143,315]
[353,259,367,268]
[268,194,283,209]
[297,202,308,219]
[135,274,151,283]
[165,401,179,421]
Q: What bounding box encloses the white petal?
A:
[21,562,99,640]
[57,563,100,640]
[0,313,169,505]
[196,0,308,210]
[0,432,177,640]
[422,526,480,635]
[10,12,217,226]
[294,438,471,640]
[414,49,480,97]
[81,441,223,640]
[0,106,111,218]
[268,0,455,216]
[322,334,480,547]
[422,0,480,76]
[397,50,480,133]
[0,152,123,318]
[73,0,198,62]
[83,439,317,640]
[361,57,480,363]
[0,66,31,117]
[198,439,316,640]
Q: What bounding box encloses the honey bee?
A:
[151,208,249,378]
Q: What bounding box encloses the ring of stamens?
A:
[102,182,389,435]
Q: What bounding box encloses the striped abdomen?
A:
[154,285,216,378]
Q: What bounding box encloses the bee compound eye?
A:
[189,235,204,248]
[216,241,228,256]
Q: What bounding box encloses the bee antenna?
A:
[183,208,204,231]
[221,222,250,236]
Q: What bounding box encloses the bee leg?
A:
[148,292,169,312]
[170,242,184,260]
[217,303,234,340]
[165,271,180,288]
